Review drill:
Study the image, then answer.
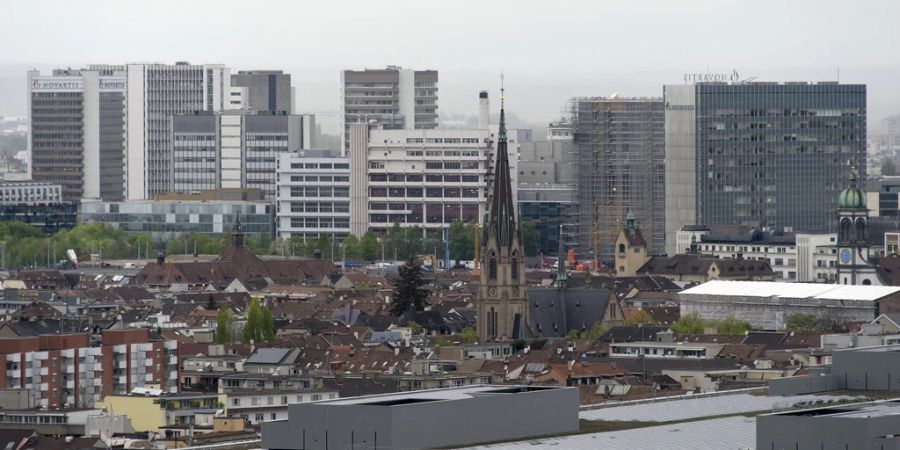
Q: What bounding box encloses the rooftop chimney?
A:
[478,91,489,129]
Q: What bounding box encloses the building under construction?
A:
[568,96,665,263]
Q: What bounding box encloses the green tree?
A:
[883,159,897,176]
[400,226,424,261]
[360,231,379,261]
[785,313,825,333]
[521,221,540,257]
[385,222,403,261]
[448,220,474,263]
[390,258,429,316]
[243,298,262,343]
[215,307,234,344]
[261,306,276,342]
[671,312,706,335]
[341,235,360,260]
[716,315,752,336]
[567,322,606,340]
[457,326,477,343]
[624,309,655,325]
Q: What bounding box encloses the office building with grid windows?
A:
[664,82,867,255]
[27,67,127,202]
[275,149,351,241]
[171,111,313,199]
[340,66,438,155]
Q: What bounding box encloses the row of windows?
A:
[288,202,349,213]
[289,186,350,198]
[369,173,479,183]
[288,162,349,170]
[289,217,350,229]
[369,187,479,198]
[289,175,350,183]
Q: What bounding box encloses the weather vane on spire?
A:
[500,69,505,102]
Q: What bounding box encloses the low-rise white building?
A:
[676,226,837,282]
[680,280,900,330]
[275,149,351,241]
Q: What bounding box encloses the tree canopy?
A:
[390,258,429,316]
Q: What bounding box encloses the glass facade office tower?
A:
[664,82,867,255]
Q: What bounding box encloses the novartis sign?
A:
[683,70,740,83]
[31,79,82,90]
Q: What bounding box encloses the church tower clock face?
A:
[840,248,852,264]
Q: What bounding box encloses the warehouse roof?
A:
[681,280,900,301]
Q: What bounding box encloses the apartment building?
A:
[218,373,337,425]
[0,328,179,409]
[275,149,351,241]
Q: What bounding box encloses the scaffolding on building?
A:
[566,96,665,264]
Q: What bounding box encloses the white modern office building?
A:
[27,67,127,202]
[125,62,231,200]
[275,149,351,241]
[172,111,314,199]
[348,126,525,238]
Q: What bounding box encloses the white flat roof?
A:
[462,416,755,450]
[579,393,860,422]
[681,280,900,301]
[323,385,562,405]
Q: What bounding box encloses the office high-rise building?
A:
[230,70,292,113]
[171,111,314,199]
[340,66,438,154]
[125,62,230,199]
[664,82,867,255]
[568,97,665,261]
[27,67,127,202]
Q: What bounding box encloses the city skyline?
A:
[1,0,899,130]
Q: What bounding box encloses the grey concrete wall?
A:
[261,387,579,450]
[769,373,843,396]
[758,412,900,450]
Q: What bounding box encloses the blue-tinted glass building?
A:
[664,82,866,254]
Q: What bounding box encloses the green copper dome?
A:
[839,186,866,209]
[839,158,866,209]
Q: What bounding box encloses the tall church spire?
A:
[486,72,516,248]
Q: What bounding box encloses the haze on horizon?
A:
[2,0,899,132]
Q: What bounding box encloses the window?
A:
[489,253,497,280]
[281,396,288,404]
[312,394,322,401]
[231,398,240,406]
[255,414,264,422]
[511,252,519,280]
[251,397,259,406]
[267,396,274,405]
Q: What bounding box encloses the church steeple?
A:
[485,74,517,249]
[232,214,244,249]
[556,224,567,289]
[476,75,528,343]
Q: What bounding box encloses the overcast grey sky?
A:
[3,0,899,131]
